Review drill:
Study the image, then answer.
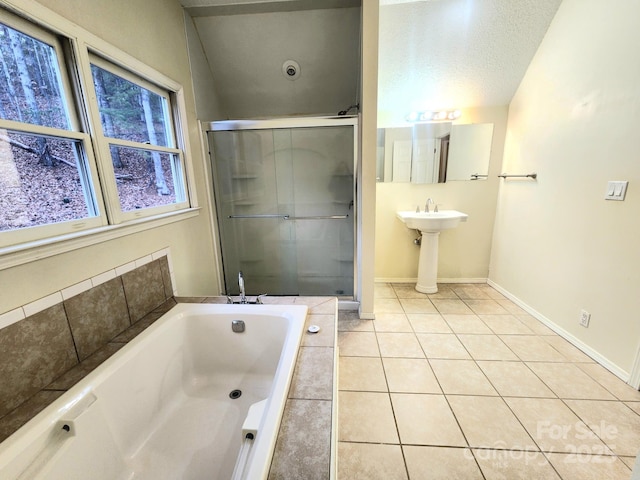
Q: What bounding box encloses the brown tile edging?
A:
[268,297,338,480]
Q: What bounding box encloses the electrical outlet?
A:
[579,310,591,328]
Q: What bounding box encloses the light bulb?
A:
[406,111,419,122]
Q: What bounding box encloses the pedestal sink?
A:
[396,210,468,293]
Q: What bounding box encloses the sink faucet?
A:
[238,271,247,304]
[425,198,434,213]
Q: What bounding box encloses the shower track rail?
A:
[228,214,349,220]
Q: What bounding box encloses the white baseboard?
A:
[375,277,488,284]
[439,278,488,284]
[487,279,630,383]
[628,346,640,390]
[375,277,417,283]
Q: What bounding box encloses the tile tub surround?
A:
[339,282,640,480]
[0,293,338,480]
[0,255,174,439]
[0,304,77,418]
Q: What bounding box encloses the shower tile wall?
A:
[0,252,174,441]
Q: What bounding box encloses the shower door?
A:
[208,119,356,297]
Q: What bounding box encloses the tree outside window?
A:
[0,21,98,233]
[0,9,191,248]
[90,62,186,213]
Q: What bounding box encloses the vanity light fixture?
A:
[406,109,461,122]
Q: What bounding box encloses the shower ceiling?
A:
[181,0,361,118]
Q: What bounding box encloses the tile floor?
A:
[337,283,640,480]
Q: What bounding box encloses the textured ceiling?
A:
[179,0,563,122]
[378,0,563,125]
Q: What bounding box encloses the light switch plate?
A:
[605,181,628,201]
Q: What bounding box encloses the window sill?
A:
[0,208,201,271]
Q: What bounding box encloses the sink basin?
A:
[397,209,468,293]
[396,210,468,232]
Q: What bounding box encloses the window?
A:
[89,59,188,220]
[0,9,193,252]
[0,16,103,244]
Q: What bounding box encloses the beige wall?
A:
[489,0,640,375]
[184,11,225,121]
[375,106,508,282]
[0,0,220,314]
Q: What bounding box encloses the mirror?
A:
[376,122,493,183]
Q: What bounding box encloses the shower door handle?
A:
[228,214,349,220]
[284,215,349,220]
[228,214,289,219]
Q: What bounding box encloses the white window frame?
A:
[86,55,190,224]
[0,1,199,269]
[0,11,107,248]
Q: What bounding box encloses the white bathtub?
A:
[0,302,307,480]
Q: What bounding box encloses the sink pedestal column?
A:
[415,231,439,294]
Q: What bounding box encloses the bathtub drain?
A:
[229,389,242,399]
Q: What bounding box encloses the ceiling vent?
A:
[282,60,300,80]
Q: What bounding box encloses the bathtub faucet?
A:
[238,271,247,304]
[226,272,265,304]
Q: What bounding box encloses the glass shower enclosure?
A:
[207,117,357,297]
